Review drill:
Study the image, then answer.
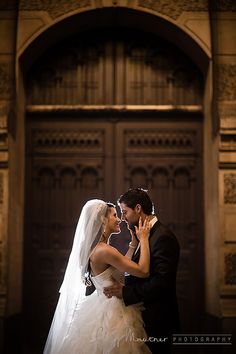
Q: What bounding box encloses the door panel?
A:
[24,121,114,346]
[115,121,203,330]
[24,118,203,349]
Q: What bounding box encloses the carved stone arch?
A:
[19,7,209,76]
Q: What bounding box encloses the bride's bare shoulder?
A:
[91,243,116,260]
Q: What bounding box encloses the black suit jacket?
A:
[123,220,180,337]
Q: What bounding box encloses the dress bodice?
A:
[91,267,124,294]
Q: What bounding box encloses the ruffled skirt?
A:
[59,291,151,354]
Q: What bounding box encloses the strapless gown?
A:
[59,266,151,353]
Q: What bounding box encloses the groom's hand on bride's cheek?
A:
[103,280,123,299]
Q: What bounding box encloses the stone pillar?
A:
[0,1,18,351]
[211,0,236,341]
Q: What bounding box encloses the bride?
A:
[44,199,151,354]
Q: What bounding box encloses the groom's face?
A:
[119,202,139,230]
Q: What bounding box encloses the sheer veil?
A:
[44,199,108,354]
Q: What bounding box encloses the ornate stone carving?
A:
[19,0,91,18]
[219,103,236,118]
[0,63,13,99]
[224,173,236,204]
[217,64,236,101]
[220,134,236,151]
[219,103,236,130]
[14,0,236,15]
[0,173,3,205]
[0,132,8,152]
[138,0,208,20]
[225,253,236,285]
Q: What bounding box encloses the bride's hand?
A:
[134,217,150,241]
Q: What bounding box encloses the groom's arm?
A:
[123,233,179,306]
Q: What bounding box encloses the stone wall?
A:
[214,5,236,327]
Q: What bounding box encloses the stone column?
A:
[0,1,18,351]
[211,0,236,339]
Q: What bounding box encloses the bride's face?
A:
[106,207,121,234]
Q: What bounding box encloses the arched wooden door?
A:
[24,29,204,351]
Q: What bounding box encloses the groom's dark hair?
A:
[117,188,154,215]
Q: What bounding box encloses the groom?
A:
[104,188,180,354]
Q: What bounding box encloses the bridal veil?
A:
[43,199,108,354]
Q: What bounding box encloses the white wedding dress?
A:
[58,266,151,354]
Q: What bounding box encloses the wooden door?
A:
[24,116,203,351]
[115,121,204,331]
